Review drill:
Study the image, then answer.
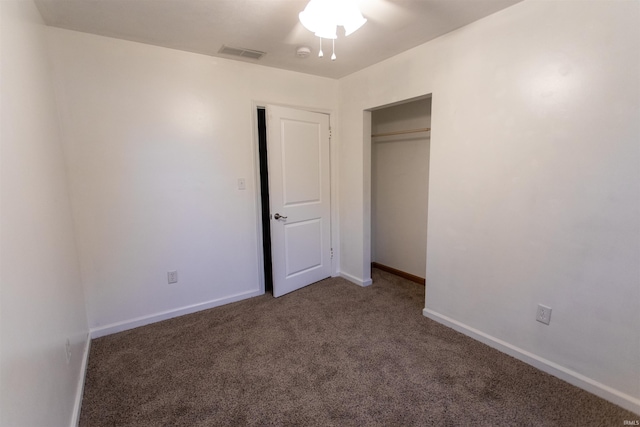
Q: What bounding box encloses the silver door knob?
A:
[274,213,287,220]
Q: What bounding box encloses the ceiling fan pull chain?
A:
[331,38,336,61]
[318,37,323,58]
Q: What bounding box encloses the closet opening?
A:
[369,95,432,285]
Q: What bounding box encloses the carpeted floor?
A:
[80,269,636,426]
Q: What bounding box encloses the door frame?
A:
[251,101,340,295]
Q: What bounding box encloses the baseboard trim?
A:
[70,333,91,427]
[423,308,640,415]
[339,271,372,287]
[90,289,263,338]
[372,262,425,285]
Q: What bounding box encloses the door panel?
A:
[282,120,321,205]
[284,218,323,276]
[267,105,331,297]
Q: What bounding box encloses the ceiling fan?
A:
[284,0,414,58]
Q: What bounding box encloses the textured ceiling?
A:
[35,0,522,79]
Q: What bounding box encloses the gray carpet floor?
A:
[80,269,637,426]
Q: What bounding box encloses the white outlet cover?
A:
[238,178,246,190]
[536,304,552,325]
[168,270,178,284]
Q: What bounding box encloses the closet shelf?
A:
[371,127,431,138]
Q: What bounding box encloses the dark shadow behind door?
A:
[257,108,273,293]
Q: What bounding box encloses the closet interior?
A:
[371,97,432,284]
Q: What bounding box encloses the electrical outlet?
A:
[536,304,552,325]
[237,178,246,190]
[168,270,178,284]
[65,338,71,364]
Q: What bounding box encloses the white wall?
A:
[339,0,639,412]
[45,28,339,335]
[0,2,90,426]
[371,99,431,278]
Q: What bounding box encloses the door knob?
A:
[274,213,287,220]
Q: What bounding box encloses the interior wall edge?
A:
[70,334,91,427]
[423,308,640,415]
[1,1,91,425]
[339,271,373,287]
[361,110,373,281]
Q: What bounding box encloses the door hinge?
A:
[330,248,334,259]
[329,126,332,139]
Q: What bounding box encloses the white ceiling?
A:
[35,0,522,79]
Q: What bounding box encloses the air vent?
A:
[218,45,266,60]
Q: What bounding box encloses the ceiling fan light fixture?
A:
[342,9,367,36]
[299,0,366,60]
[299,0,334,39]
[315,24,338,40]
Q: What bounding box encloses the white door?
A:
[267,105,332,298]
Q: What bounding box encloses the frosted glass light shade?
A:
[299,0,366,39]
[341,2,367,36]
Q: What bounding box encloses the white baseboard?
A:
[339,271,372,287]
[423,308,640,415]
[90,289,263,338]
[70,333,91,427]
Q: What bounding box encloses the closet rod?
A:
[371,127,431,138]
